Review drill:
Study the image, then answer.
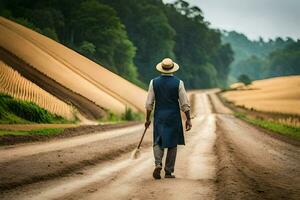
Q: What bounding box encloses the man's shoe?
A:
[165,173,176,178]
[153,166,162,180]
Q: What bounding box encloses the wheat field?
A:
[223,76,300,115]
[0,17,147,115]
[0,60,75,120]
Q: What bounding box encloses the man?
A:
[145,58,192,180]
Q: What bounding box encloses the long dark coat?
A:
[153,75,185,148]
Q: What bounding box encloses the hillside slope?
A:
[0,47,105,120]
[0,17,147,117]
[0,60,74,120]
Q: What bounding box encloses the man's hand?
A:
[185,119,192,131]
[145,120,151,129]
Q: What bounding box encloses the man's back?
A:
[153,75,180,109]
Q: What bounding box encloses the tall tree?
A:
[222,30,295,82]
[71,0,137,81]
[165,1,233,88]
[102,0,176,84]
[266,41,300,77]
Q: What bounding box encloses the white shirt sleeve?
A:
[179,80,190,112]
[145,80,155,110]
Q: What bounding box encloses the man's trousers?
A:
[153,144,177,174]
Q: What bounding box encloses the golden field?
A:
[0,17,147,116]
[0,60,75,120]
[222,76,300,116]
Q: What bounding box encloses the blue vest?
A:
[153,75,185,148]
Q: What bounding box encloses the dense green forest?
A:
[0,0,233,89]
[222,31,300,83]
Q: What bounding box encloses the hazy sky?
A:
[163,0,300,40]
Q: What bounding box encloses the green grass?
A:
[0,93,70,124]
[235,112,300,140]
[0,128,64,136]
[98,107,144,123]
[122,107,144,121]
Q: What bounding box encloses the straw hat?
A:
[156,58,179,74]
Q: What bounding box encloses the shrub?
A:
[122,107,143,121]
[238,74,252,85]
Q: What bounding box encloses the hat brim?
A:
[156,62,179,74]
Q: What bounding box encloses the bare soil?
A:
[0,123,150,192]
[215,114,300,200]
[213,91,300,200]
[0,121,140,146]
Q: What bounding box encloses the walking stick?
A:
[131,126,148,160]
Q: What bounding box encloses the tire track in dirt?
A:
[212,91,300,200]
[0,125,143,162]
[0,124,153,192]
[216,114,300,200]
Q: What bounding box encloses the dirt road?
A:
[1,90,299,200]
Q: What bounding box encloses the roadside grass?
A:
[0,128,64,136]
[235,112,300,140]
[0,93,71,124]
[0,112,30,124]
[98,107,144,124]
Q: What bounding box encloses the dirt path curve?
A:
[1,91,218,200]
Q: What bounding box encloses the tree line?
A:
[0,0,233,89]
[223,31,300,82]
